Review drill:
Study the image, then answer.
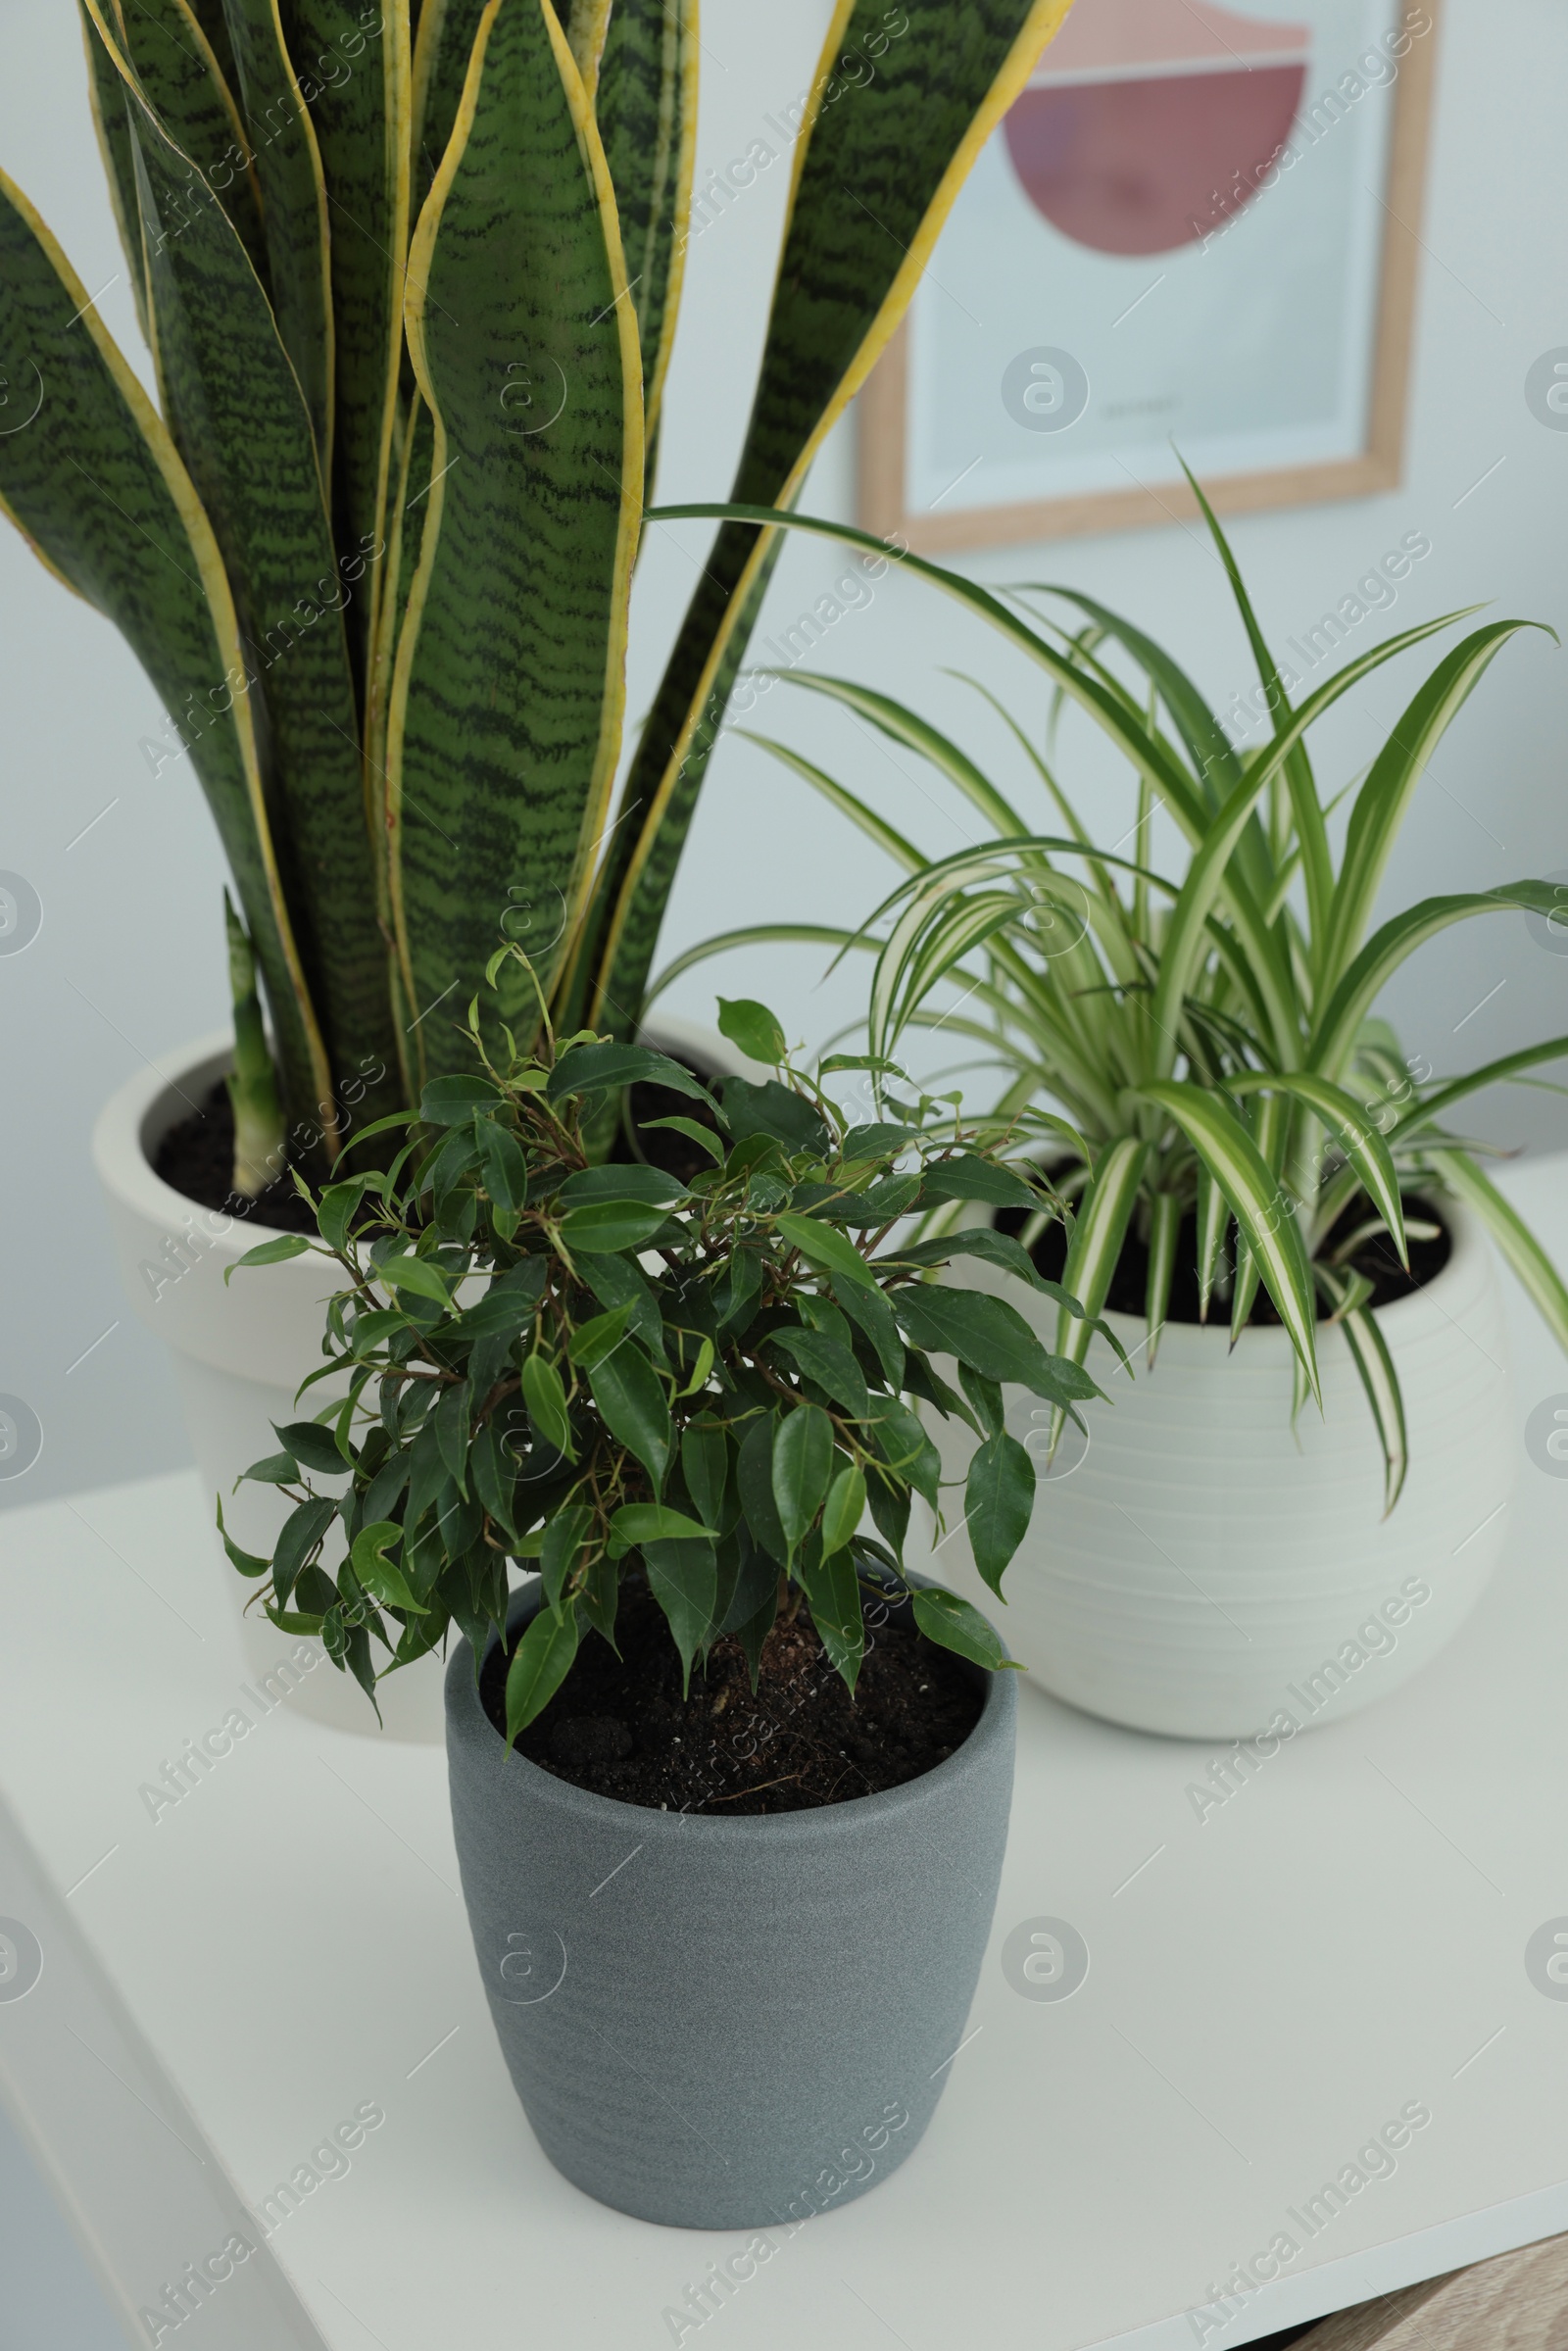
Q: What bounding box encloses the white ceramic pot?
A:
[921,1200,1514,1739]
[92,1020,755,1743]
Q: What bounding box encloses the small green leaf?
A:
[771,1401,833,1557]
[767,1326,870,1420]
[420,1075,504,1125]
[820,1463,866,1558]
[918,1155,1039,1209]
[716,996,788,1065]
[568,1301,636,1370]
[737,1411,789,1564]
[271,1494,338,1610]
[911,1585,1020,1673]
[317,1176,382,1252]
[435,1383,472,1494]
[224,1232,310,1283]
[540,1504,595,1609]
[549,1041,720,1107]
[559,1200,677,1253]
[215,1494,270,1578]
[866,1397,941,1511]
[476,1116,529,1212]
[894,1287,1101,1407]
[681,1421,731,1533]
[350,1523,429,1615]
[831,1274,906,1387]
[775,1211,878,1293]
[377,1252,453,1304]
[505,1604,581,1742]
[240,1451,301,1486]
[964,1432,1035,1597]
[643,1114,724,1165]
[644,1537,718,1693]
[520,1353,576,1459]
[273,1418,349,1476]
[588,1345,672,1494]
[609,1502,718,1548]
[800,1545,864,1691]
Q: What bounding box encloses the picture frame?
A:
[858,0,1441,554]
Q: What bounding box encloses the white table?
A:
[3,1158,1567,2351]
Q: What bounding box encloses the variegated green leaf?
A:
[1316,1263,1407,1516]
[1056,1137,1146,1365]
[114,49,400,1122]
[1137,1080,1320,1402]
[583,0,1075,1030]
[390,0,642,1077]
[0,159,330,1131]
[112,0,269,285]
[1144,1191,1182,1368]
[1195,1162,1227,1322]
[279,0,412,683]
[1311,885,1565,1081]
[78,2,149,343]
[410,0,487,209]
[1427,1149,1568,1358]
[594,0,696,482]
[217,0,335,464]
[1231,1070,1406,1266]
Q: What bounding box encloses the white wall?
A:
[2,0,1564,1509]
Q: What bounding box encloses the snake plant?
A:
[654,491,1568,1511]
[0,0,1069,1185]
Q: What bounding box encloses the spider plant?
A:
[652,491,1568,1510]
[0,0,1069,1192]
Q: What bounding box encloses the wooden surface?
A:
[1292,2229,1568,2348]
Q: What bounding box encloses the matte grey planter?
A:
[445,1583,1016,2229]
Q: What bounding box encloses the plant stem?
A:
[223,890,286,1200]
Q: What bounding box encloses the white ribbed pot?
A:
[925,1200,1515,1739]
[91,1019,753,1744]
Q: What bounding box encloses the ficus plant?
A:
[657,486,1568,1513]
[217,956,1109,1732]
[0,0,1071,1195]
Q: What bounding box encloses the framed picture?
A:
[858,0,1440,552]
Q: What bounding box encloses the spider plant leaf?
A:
[1231,1071,1407,1266]
[1136,1080,1320,1403]
[737,736,926,872]
[111,0,269,285]
[1322,621,1554,989]
[0,158,331,1131]
[1392,1036,1568,1144]
[1055,1137,1147,1363]
[391,0,643,1079]
[1426,1149,1568,1357]
[1315,1264,1407,1516]
[1228,1088,1287,1341]
[584,0,1076,1028]
[216,0,335,465]
[1144,1191,1182,1368]
[1310,885,1565,1080]
[113,53,400,1117]
[280,0,413,684]
[595,0,697,481]
[647,923,864,1006]
[767,673,1031,840]
[77,2,149,343]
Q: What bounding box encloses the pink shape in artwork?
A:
[1004,0,1310,257]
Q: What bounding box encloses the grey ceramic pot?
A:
[445,1582,1016,2229]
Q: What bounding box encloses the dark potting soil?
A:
[999,1189,1452,1327]
[482,1579,984,1815]
[154,1078,318,1234]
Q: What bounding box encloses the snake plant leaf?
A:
[594,0,697,481]
[0,161,330,1128]
[1426,1149,1568,1359]
[1137,1081,1320,1404]
[216,0,335,464]
[563,0,612,91]
[77,3,149,344]
[1321,622,1553,994]
[279,0,412,685]
[186,0,243,92]
[112,0,270,287]
[392,0,643,1077]
[1231,1071,1407,1267]
[410,0,488,209]
[585,0,1075,1029]
[1315,1263,1407,1517]
[115,58,400,1116]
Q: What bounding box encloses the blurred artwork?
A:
[1003,0,1309,255]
